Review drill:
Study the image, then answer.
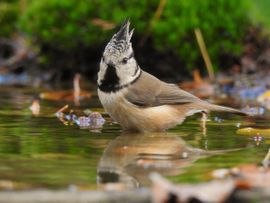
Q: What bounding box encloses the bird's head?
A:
[98,20,141,92]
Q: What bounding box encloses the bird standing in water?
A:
[97,20,246,132]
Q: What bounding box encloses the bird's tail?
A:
[202,103,247,116]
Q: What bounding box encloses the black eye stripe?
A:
[123,58,128,64]
[128,52,134,59]
[126,52,134,60]
[122,52,134,63]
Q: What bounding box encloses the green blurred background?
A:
[0,0,269,83]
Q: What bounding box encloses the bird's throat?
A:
[98,64,142,93]
[98,64,120,93]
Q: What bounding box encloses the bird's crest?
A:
[105,19,134,54]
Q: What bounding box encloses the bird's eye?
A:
[122,57,128,64]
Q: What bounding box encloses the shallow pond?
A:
[0,87,269,190]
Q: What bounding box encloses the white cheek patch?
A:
[97,66,106,85]
[118,61,140,86]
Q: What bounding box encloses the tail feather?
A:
[202,103,247,116]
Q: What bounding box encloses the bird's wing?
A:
[125,71,201,107]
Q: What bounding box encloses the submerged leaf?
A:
[29,99,40,116]
[258,90,270,110]
[40,90,91,101]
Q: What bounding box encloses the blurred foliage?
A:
[0,0,19,37]
[152,0,251,69]
[249,0,270,32]
[19,0,103,48]
[18,0,151,48]
[0,0,256,71]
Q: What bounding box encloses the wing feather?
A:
[125,71,201,107]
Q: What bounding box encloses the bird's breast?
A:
[98,89,127,110]
[98,89,185,132]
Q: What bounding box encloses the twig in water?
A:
[193,69,203,84]
[55,104,69,125]
[262,148,270,169]
[73,73,81,106]
[29,99,40,116]
[56,105,69,114]
[200,112,208,137]
[194,28,215,81]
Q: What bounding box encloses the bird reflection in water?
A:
[97,132,205,189]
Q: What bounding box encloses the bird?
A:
[97,20,246,132]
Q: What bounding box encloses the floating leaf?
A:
[258,90,270,100]
[212,164,270,188]
[212,149,270,188]
[257,90,270,110]
[236,127,270,136]
[83,109,92,116]
[0,180,31,190]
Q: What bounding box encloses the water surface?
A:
[0,87,268,190]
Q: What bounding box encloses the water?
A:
[0,87,269,190]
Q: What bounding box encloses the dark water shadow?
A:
[97,132,206,189]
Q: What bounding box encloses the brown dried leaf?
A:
[91,18,116,30]
[150,173,235,203]
[0,180,31,190]
[179,69,214,99]
[234,164,270,188]
[40,90,91,101]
